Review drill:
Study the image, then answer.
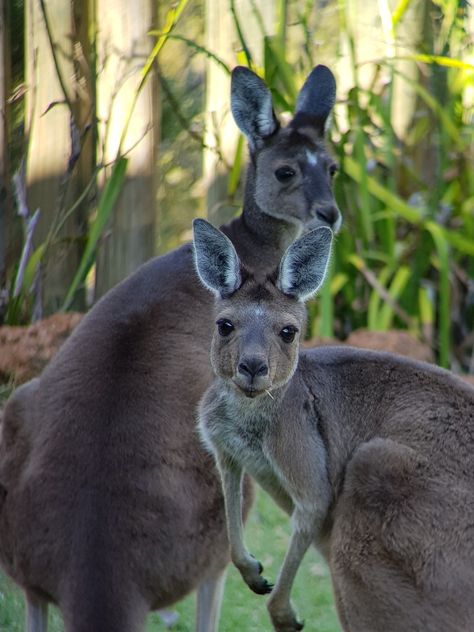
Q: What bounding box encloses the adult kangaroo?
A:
[0,65,340,632]
[194,219,474,632]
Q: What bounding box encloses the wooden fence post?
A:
[0,0,14,311]
[25,0,93,315]
[94,0,159,299]
[203,0,274,225]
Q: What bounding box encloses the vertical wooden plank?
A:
[203,0,274,225]
[94,0,159,298]
[0,0,13,301]
[25,0,91,315]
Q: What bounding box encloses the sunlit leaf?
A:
[63,158,128,310]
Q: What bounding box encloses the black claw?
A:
[252,580,274,595]
[296,619,305,631]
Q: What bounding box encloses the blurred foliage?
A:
[3,0,195,323]
[157,0,473,370]
[329,0,474,371]
[2,0,473,372]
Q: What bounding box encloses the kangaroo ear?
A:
[193,219,242,297]
[290,65,336,137]
[231,66,279,149]
[278,226,333,302]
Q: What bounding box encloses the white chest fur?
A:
[198,385,282,487]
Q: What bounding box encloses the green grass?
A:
[0,489,340,631]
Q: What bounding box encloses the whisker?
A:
[265,389,274,400]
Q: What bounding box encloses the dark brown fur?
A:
[0,66,340,632]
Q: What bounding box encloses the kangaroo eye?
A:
[275,166,296,182]
[280,325,298,343]
[328,162,338,178]
[217,319,234,337]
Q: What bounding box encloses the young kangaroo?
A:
[0,66,341,632]
[194,218,474,632]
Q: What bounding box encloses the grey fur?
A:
[231,66,279,148]
[278,226,333,301]
[193,219,241,297]
[197,226,474,632]
[0,65,341,632]
[292,65,337,135]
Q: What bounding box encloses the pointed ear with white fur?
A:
[278,227,333,302]
[193,219,242,297]
[231,66,279,149]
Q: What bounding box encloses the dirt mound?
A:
[0,313,83,385]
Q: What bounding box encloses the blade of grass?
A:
[263,36,297,103]
[418,286,434,331]
[276,0,289,51]
[391,0,413,28]
[353,128,374,243]
[21,244,46,296]
[368,266,391,330]
[117,0,190,156]
[378,265,411,330]
[391,67,463,148]
[343,156,424,224]
[348,254,414,328]
[263,37,293,111]
[403,54,474,71]
[227,134,244,197]
[318,259,334,338]
[62,157,128,310]
[425,221,451,367]
[230,0,254,68]
[150,33,231,74]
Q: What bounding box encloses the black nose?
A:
[238,358,268,379]
[316,204,340,226]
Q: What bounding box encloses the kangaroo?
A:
[0,65,341,632]
[194,218,474,632]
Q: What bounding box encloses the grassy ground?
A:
[0,489,340,632]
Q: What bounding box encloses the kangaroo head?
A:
[231,65,341,233]
[193,219,332,398]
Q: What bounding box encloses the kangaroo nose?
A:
[238,358,268,379]
[316,204,340,227]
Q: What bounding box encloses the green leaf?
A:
[378,266,411,330]
[318,258,334,338]
[418,287,434,327]
[263,36,297,104]
[118,0,190,155]
[343,156,424,224]
[424,221,451,368]
[392,68,463,148]
[230,0,253,68]
[406,54,474,71]
[227,134,244,197]
[62,158,128,310]
[391,0,413,28]
[331,272,349,295]
[22,244,46,294]
[368,267,391,330]
[151,34,231,74]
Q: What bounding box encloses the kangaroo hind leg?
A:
[195,569,227,632]
[26,592,48,632]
